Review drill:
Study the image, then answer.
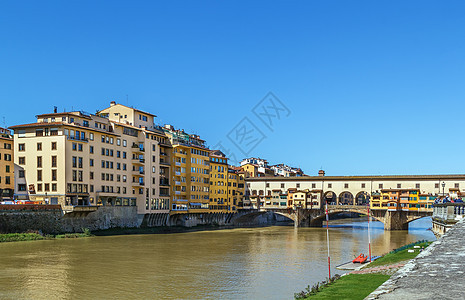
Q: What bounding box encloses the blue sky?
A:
[1,1,465,175]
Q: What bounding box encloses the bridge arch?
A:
[323,191,337,205]
[338,191,354,205]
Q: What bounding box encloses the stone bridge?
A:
[263,205,432,230]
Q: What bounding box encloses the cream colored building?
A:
[11,102,170,214]
[0,127,14,200]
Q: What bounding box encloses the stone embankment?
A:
[0,205,140,234]
[366,218,465,299]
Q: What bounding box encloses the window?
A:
[117,139,121,146]
[4,154,11,161]
[416,183,421,189]
[328,183,332,188]
[123,140,127,147]
[78,157,83,168]
[51,142,57,150]
[72,156,77,168]
[37,156,42,168]
[361,183,366,188]
[18,184,26,191]
[18,170,25,178]
[455,183,460,188]
[89,133,94,141]
[90,146,94,154]
[266,183,270,188]
[344,183,349,188]
[296,183,300,188]
[78,144,83,151]
[51,156,57,168]
[37,143,42,151]
[52,170,57,181]
[72,143,77,151]
[281,183,285,188]
[37,170,42,181]
[73,170,77,181]
[19,157,25,165]
[52,183,57,191]
[5,165,9,173]
[117,151,121,158]
[379,184,383,189]
[435,183,439,189]
[312,183,316,188]
[397,184,401,188]
[90,159,94,167]
[44,183,50,192]
[90,172,94,180]
[18,143,25,151]
[37,184,42,192]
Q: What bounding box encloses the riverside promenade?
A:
[367,219,465,299]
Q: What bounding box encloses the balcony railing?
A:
[67,136,89,142]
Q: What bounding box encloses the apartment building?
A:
[227,167,245,211]
[0,127,14,200]
[10,102,170,214]
[209,150,228,212]
[162,125,210,214]
[97,102,171,214]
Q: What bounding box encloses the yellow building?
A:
[0,127,14,201]
[370,192,382,210]
[162,125,210,214]
[408,190,419,211]
[227,166,244,211]
[209,150,228,212]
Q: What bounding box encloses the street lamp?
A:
[442,182,446,198]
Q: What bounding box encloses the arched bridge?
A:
[264,205,432,230]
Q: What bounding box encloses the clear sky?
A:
[1,1,465,175]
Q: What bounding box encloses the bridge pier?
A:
[383,210,409,230]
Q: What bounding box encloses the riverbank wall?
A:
[0,206,291,234]
[366,218,465,299]
[0,205,140,234]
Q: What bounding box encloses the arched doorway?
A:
[355,192,370,205]
[338,191,354,205]
[323,191,337,205]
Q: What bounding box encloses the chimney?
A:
[318,170,325,176]
[110,101,116,106]
[53,106,57,113]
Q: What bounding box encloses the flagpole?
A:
[367,195,372,262]
[325,199,331,279]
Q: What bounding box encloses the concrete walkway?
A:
[366,219,465,300]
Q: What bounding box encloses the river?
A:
[0,217,435,299]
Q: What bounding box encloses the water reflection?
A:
[0,218,435,300]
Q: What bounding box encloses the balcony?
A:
[175,181,181,185]
[160,160,170,166]
[160,179,169,186]
[67,136,89,142]
[175,171,181,176]
[175,162,181,166]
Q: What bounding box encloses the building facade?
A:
[162,125,210,214]
[10,102,170,214]
[246,173,465,211]
[0,127,14,201]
